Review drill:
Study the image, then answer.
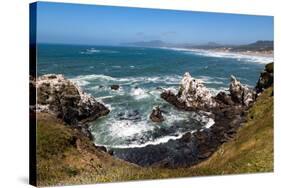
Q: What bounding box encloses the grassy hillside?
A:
[37,87,273,186]
[191,87,273,174]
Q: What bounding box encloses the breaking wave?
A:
[162,47,273,64]
[80,48,119,54]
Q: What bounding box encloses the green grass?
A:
[36,87,273,186]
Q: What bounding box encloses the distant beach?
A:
[160,47,273,64]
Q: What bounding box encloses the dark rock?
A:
[96,145,107,152]
[265,62,273,73]
[150,106,164,122]
[36,74,110,125]
[198,151,212,159]
[181,132,192,143]
[215,91,234,105]
[256,62,273,94]
[160,90,188,110]
[108,150,114,155]
[110,85,120,90]
[194,131,209,142]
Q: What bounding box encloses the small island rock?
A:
[150,106,164,122]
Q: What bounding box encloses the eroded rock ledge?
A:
[151,71,257,166]
[161,73,255,111]
[32,74,110,125]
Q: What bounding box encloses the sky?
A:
[36,2,274,45]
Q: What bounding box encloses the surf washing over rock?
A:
[36,44,272,168]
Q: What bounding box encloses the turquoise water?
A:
[38,44,271,148]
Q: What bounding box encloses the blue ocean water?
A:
[38,44,271,148]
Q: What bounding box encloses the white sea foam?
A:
[80,48,100,54]
[130,87,150,100]
[196,76,225,85]
[94,113,215,149]
[71,74,182,86]
[162,47,273,64]
[102,134,184,149]
[209,87,228,95]
[70,79,91,86]
[204,118,215,129]
[80,48,119,54]
[109,120,153,138]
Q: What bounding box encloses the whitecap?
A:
[80,48,119,54]
[196,76,225,85]
[161,47,273,64]
[69,78,90,86]
[130,87,150,100]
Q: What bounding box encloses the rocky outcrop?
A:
[256,62,273,94]
[150,69,268,168]
[177,73,217,109]
[161,73,217,111]
[161,72,255,110]
[110,85,120,90]
[214,91,234,106]
[229,75,255,107]
[150,106,164,122]
[35,74,109,125]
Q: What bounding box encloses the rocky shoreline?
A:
[111,72,255,167]
[30,74,110,140]
[32,62,273,168]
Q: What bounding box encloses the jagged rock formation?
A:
[229,75,255,107]
[256,62,273,94]
[161,72,255,110]
[177,73,217,109]
[35,74,109,125]
[150,106,164,122]
[153,71,257,167]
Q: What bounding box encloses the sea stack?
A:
[229,75,255,107]
[161,72,217,111]
[150,106,164,122]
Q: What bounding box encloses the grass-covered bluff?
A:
[36,85,273,186]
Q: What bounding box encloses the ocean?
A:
[38,44,272,150]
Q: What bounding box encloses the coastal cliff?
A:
[34,62,273,186]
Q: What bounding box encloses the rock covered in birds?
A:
[150,106,164,122]
[256,62,273,94]
[177,72,217,109]
[229,75,255,107]
[36,74,109,125]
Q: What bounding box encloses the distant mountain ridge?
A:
[121,40,273,52]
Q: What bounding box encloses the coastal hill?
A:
[34,63,273,186]
[230,40,274,52]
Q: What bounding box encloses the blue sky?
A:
[36,2,273,45]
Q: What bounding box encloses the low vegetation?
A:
[37,87,273,186]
